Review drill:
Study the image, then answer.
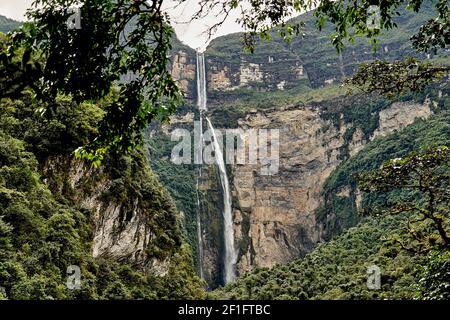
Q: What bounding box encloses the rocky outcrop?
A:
[239,62,264,86]
[206,55,308,94]
[169,47,309,100]
[372,101,433,138]
[170,50,197,99]
[41,155,180,275]
[227,100,431,274]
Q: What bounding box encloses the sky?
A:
[0,0,244,50]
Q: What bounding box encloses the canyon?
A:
[159,4,450,286]
[1,1,447,301]
[25,9,439,288]
[164,94,432,285]
[162,26,437,285]
[156,7,444,287]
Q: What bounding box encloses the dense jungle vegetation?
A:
[0,0,449,301]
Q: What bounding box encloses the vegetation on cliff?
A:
[211,212,449,300]
[0,16,20,34]
[0,91,205,300]
[212,103,449,299]
[319,95,450,239]
[1,0,449,301]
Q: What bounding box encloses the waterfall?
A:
[205,117,237,284]
[195,52,205,279]
[196,52,207,111]
[195,168,204,279]
[196,50,236,284]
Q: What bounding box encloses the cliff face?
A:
[169,7,433,104]
[230,101,432,274]
[170,50,197,100]
[169,47,310,101]
[159,98,433,285]
[206,54,308,92]
[41,153,182,275]
[162,7,439,285]
[0,86,207,298]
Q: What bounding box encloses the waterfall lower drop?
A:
[205,117,237,284]
[195,168,204,279]
[196,50,237,284]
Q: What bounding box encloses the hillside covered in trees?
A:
[0,0,449,302]
[211,110,450,300]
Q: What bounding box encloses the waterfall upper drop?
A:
[195,50,237,284]
[196,52,207,111]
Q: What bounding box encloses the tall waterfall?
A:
[196,50,236,284]
[195,170,204,279]
[196,52,207,111]
[205,117,237,283]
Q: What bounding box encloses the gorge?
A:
[0,1,448,300]
[158,9,448,286]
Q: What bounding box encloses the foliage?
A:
[143,125,200,269]
[411,0,449,53]
[198,0,448,52]
[1,93,103,162]
[0,0,181,164]
[417,250,450,299]
[0,92,205,300]
[212,213,421,300]
[319,107,450,239]
[357,146,450,251]
[197,0,449,97]
[212,144,450,299]
[345,58,450,98]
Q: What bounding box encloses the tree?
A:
[418,250,450,300]
[2,0,447,163]
[1,0,180,164]
[343,57,450,98]
[193,0,449,95]
[356,146,450,252]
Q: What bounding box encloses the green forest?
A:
[0,0,449,302]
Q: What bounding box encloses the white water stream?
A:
[196,51,236,283]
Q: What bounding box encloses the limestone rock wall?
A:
[169,48,310,103]
[228,101,432,275]
[170,50,197,100]
[41,156,172,275]
[206,55,308,93]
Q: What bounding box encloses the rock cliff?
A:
[230,101,432,274]
[169,8,433,104]
[157,96,434,286]
[41,153,182,275]
[160,6,441,286]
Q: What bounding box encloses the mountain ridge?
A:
[0,15,21,34]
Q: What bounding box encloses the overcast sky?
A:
[0,0,244,50]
